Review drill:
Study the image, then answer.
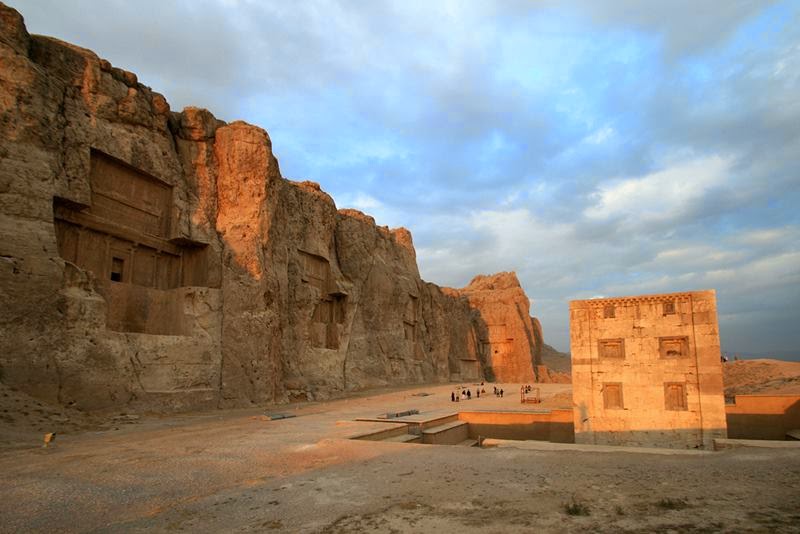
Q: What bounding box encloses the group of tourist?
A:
[451,388,482,401]
[450,384,494,402]
[521,384,535,394]
[450,383,509,402]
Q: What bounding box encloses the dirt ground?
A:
[0,382,109,450]
[1,381,799,533]
[2,357,796,451]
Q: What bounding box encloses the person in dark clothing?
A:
[500,388,504,398]
[476,389,480,398]
[467,390,471,400]
[451,391,455,402]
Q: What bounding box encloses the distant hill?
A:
[539,343,571,383]
[722,351,800,362]
[723,359,800,396]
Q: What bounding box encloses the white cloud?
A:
[468,208,576,266]
[336,192,382,211]
[648,245,745,271]
[584,155,731,222]
[724,251,800,292]
[584,126,615,145]
[734,226,798,246]
[568,0,773,58]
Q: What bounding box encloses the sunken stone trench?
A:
[0,2,557,414]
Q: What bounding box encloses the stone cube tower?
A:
[570,290,727,449]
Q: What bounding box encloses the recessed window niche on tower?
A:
[598,338,625,359]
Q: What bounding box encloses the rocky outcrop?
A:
[529,316,571,382]
[0,3,550,412]
[459,273,539,383]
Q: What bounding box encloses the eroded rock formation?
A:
[459,273,540,383]
[0,4,551,412]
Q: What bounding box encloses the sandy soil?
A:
[0,383,110,450]
[1,381,799,533]
[723,359,800,396]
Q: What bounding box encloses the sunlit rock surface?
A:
[0,3,555,411]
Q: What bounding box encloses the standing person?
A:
[467,389,471,400]
[500,388,504,398]
[477,389,480,398]
[451,391,455,402]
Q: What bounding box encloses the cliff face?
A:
[459,273,540,383]
[0,4,544,411]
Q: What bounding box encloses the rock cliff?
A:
[0,3,550,412]
[459,272,540,383]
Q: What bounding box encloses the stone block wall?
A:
[570,290,727,449]
[726,395,800,440]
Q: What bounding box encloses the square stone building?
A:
[570,290,727,449]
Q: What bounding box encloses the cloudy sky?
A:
[15,0,800,357]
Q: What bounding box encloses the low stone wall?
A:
[458,409,574,443]
[421,421,469,445]
[726,395,800,440]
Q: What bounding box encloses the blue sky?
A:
[15,0,800,356]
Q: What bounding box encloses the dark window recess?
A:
[664,382,688,411]
[603,383,624,410]
[603,305,615,319]
[312,295,346,349]
[659,336,689,359]
[663,300,676,315]
[598,338,625,359]
[110,257,124,282]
